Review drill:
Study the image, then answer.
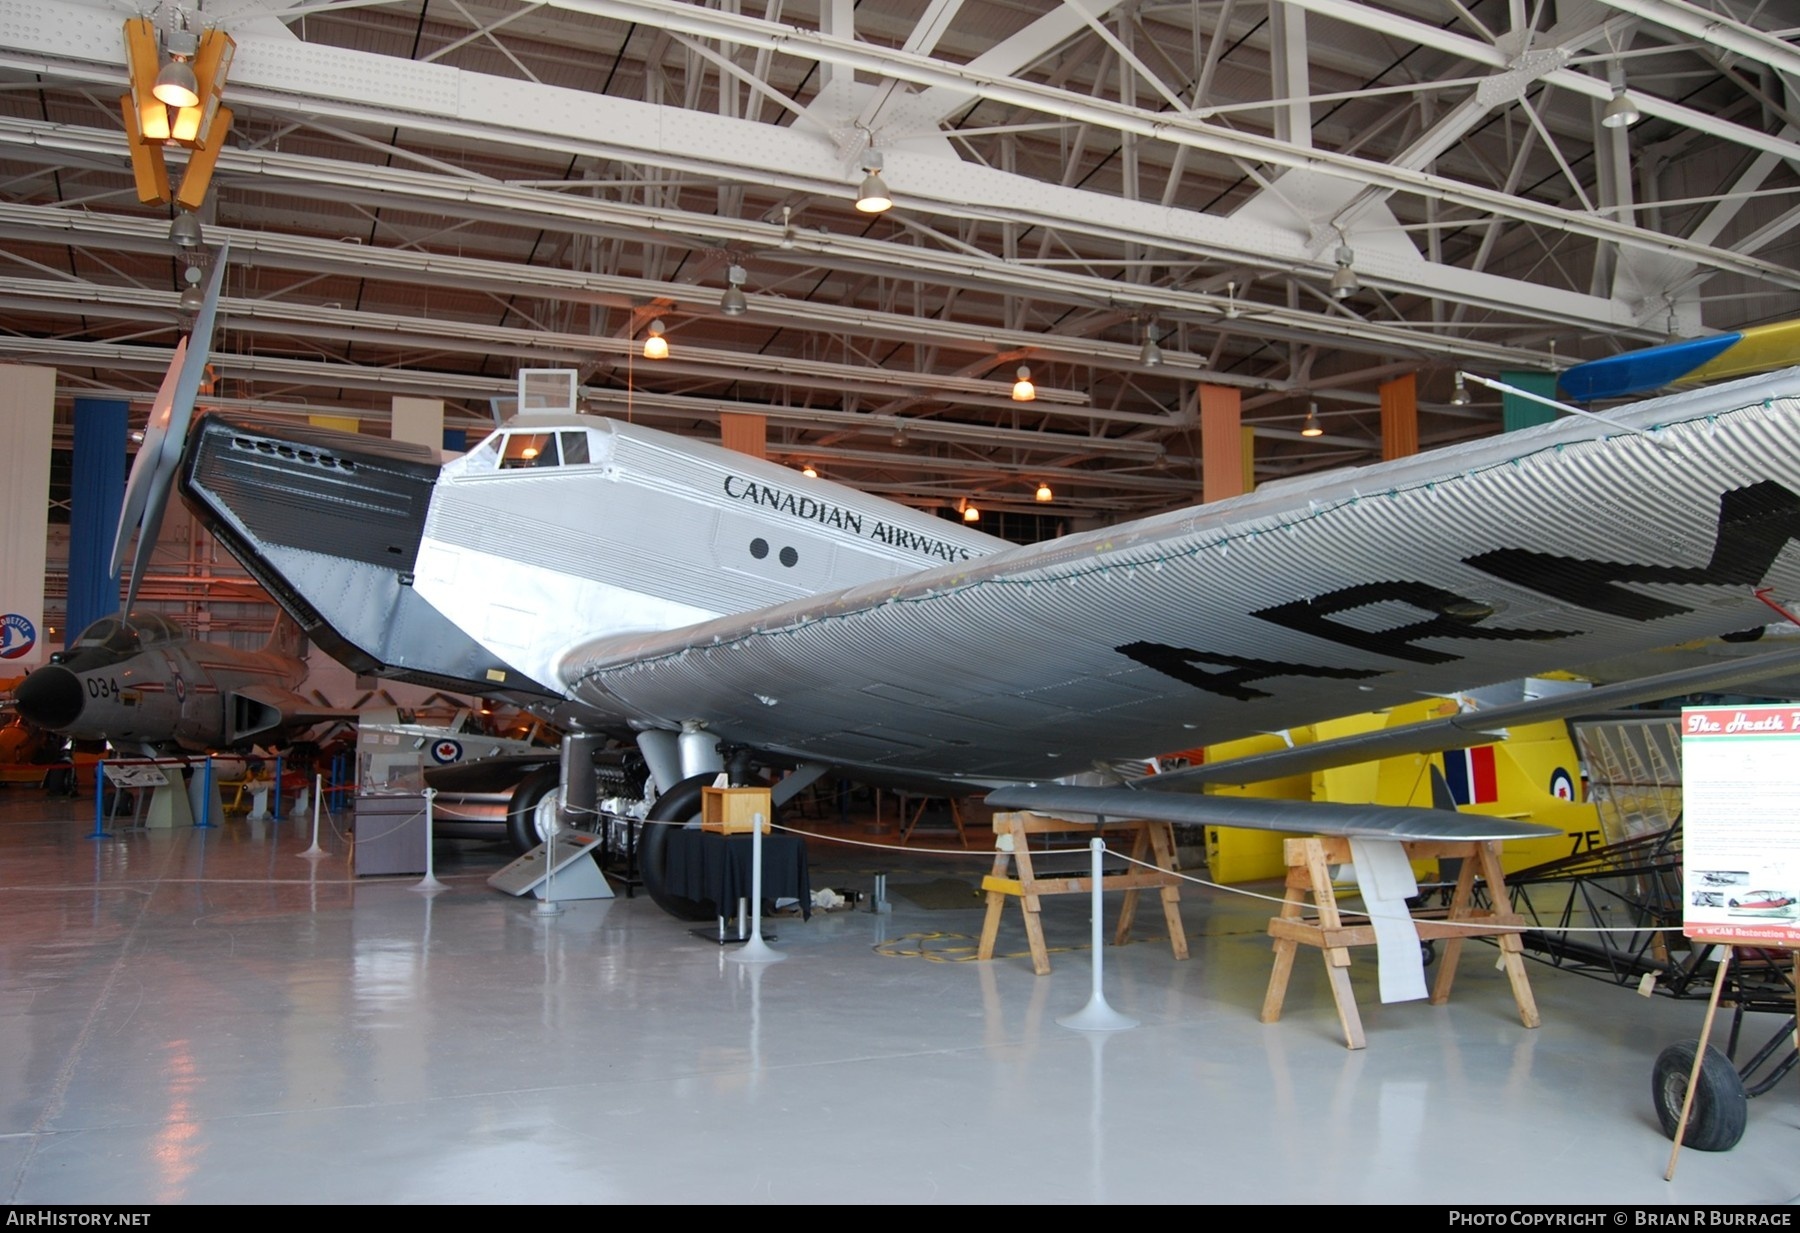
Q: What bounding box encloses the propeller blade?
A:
[115,242,230,613]
[110,337,186,582]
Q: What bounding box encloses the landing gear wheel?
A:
[505,765,561,855]
[639,772,722,922]
[1652,1038,1748,1152]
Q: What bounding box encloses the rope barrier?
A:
[86,786,1676,939]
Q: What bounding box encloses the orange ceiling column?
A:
[720,412,767,459]
[1380,372,1418,460]
[1200,384,1244,503]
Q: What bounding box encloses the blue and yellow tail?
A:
[1558,318,1800,402]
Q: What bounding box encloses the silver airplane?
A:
[155,246,1800,918]
[12,610,340,756]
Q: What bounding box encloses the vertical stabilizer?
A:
[264,609,306,661]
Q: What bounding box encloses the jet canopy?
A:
[60,613,186,659]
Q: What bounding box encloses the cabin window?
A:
[500,433,558,468]
[461,435,503,472]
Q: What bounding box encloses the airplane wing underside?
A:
[561,374,1800,784]
[1150,644,1800,789]
[981,784,1558,842]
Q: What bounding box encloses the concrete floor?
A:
[1,789,1794,1206]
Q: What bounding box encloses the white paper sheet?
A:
[1347,837,1428,1003]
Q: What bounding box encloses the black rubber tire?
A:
[1652,1038,1748,1152]
[639,772,722,922]
[504,765,561,855]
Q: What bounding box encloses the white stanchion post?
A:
[729,812,784,964]
[1057,837,1137,1031]
[535,805,564,917]
[413,786,447,893]
[300,771,326,858]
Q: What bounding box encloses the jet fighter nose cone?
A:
[14,666,83,730]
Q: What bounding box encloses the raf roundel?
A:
[1549,768,1576,801]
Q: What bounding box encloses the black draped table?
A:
[663,829,811,929]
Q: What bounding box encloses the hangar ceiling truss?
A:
[0,0,1796,519]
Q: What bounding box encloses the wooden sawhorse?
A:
[897,794,972,848]
[1262,835,1539,1049]
[977,810,1188,975]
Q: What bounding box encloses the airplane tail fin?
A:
[1557,318,1800,402]
[264,609,307,661]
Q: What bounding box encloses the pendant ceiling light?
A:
[855,151,892,214]
[642,318,669,360]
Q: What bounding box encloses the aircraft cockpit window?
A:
[130,614,180,646]
[500,433,559,469]
[461,435,503,472]
[72,618,138,655]
[72,618,116,647]
[559,431,590,466]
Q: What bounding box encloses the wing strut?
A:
[1144,644,1800,790]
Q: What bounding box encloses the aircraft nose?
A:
[13,666,83,730]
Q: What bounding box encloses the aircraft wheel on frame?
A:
[504,765,561,855]
[1652,1038,1748,1152]
[638,772,721,922]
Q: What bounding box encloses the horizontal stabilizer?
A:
[227,686,356,745]
[983,784,1561,843]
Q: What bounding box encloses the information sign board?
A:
[1680,704,1800,944]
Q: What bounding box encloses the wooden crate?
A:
[701,786,772,833]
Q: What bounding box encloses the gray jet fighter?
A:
[13,610,339,756]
